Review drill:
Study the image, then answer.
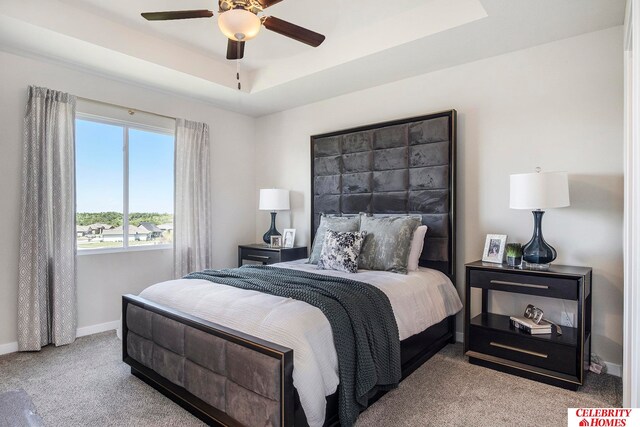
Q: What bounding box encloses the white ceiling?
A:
[58,0,445,70]
[0,0,626,116]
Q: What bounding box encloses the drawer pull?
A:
[247,255,270,260]
[489,342,548,358]
[490,280,549,289]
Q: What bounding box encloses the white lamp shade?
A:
[259,189,290,211]
[218,9,261,41]
[510,171,570,209]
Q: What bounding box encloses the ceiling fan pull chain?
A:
[236,59,242,90]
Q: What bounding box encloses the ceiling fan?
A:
[141,0,326,60]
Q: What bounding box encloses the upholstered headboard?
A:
[310,110,456,280]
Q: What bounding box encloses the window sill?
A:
[77,245,173,256]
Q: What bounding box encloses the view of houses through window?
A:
[76,116,174,250]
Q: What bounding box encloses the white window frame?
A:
[75,112,175,255]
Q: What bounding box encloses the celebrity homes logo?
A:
[568,408,638,427]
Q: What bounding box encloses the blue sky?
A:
[76,119,174,213]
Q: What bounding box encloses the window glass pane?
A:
[128,128,174,246]
[76,119,124,250]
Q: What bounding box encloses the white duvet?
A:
[138,260,462,427]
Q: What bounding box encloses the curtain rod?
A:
[77,96,176,121]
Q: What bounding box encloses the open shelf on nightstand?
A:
[464,261,592,390]
[470,313,578,347]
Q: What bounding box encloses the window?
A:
[75,115,174,252]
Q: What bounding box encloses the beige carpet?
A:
[357,344,621,427]
[0,332,621,427]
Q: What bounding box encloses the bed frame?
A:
[122,110,457,426]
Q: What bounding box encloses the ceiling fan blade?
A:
[141,10,214,21]
[256,0,284,9]
[226,39,245,60]
[262,16,325,47]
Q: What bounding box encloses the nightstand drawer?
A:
[465,261,591,389]
[242,249,279,264]
[469,326,577,376]
[469,270,578,300]
[238,244,308,267]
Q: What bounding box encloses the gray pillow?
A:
[358,215,422,274]
[317,230,367,274]
[308,215,360,264]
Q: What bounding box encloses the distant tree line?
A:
[76,212,173,227]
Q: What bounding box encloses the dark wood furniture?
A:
[123,110,458,427]
[123,295,456,427]
[238,243,308,267]
[122,295,294,426]
[464,261,592,390]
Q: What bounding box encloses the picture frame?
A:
[282,229,296,248]
[482,234,507,264]
[270,235,282,248]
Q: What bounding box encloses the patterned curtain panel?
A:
[174,118,213,278]
[18,86,77,351]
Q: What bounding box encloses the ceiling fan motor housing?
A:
[219,0,263,14]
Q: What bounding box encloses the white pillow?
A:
[407,225,428,271]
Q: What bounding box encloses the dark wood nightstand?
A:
[464,261,592,390]
[238,244,308,267]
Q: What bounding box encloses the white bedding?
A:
[138,260,462,427]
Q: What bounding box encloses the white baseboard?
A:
[0,320,120,356]
[453,331,622,378]
[604,361,622,378]
[76,320,120,338]
[0,341,18,356]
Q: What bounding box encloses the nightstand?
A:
[238,244,308,267]
[464,261,592,390]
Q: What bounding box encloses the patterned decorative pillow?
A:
[317,230,367,274]
[308,214,361,264]
[358,214,422,274]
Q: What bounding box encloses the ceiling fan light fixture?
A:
[218,9,261,42]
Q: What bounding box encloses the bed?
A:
[122,110,458,426]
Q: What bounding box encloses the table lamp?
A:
[259,189,290,244]
[509,169,570,269]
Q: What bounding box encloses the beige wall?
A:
[0,26,624,369]
[255,27,624,366]
[0,51,256,349]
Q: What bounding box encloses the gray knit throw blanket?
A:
[185,265,401,426]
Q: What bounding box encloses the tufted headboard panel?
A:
[310,110,456,280]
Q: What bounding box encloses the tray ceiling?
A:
[0,0,626,116]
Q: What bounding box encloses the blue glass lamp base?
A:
[262,211,281,244]
[522,210,557,270]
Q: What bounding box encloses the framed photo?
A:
[482,234,507,264]
[270,235,282,248]
[282,229,296,248]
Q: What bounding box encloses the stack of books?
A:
[510,316,553,335]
